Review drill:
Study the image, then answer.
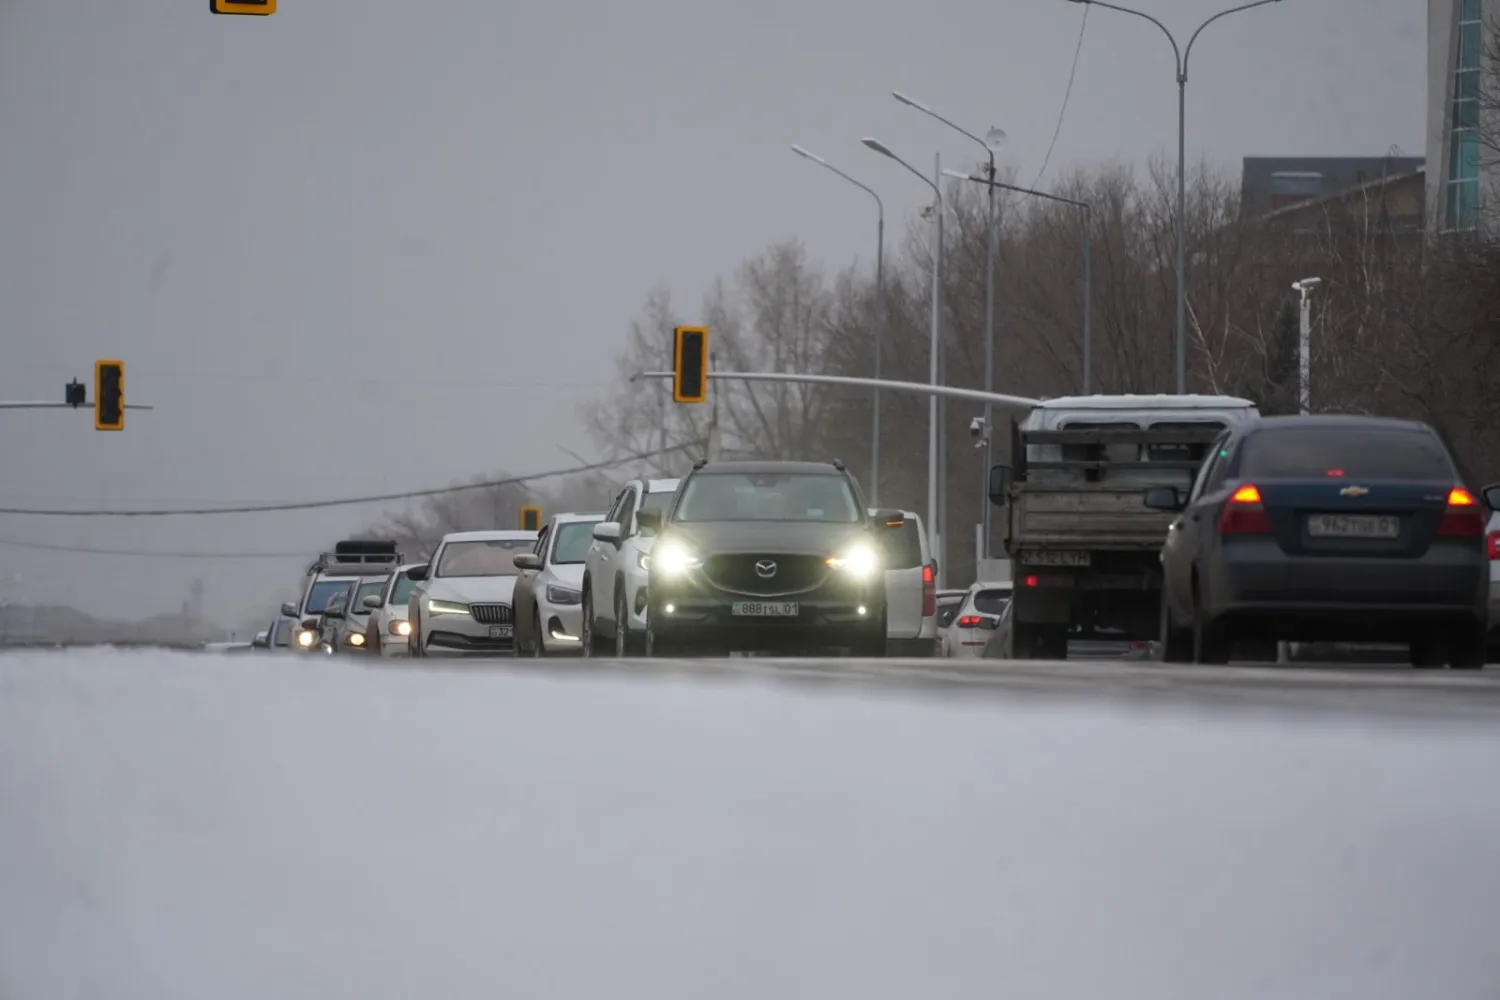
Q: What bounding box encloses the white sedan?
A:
[360,562,426,656]
[406,529,538,657]
[512,511,605,655]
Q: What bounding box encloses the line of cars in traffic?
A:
[245,460,1003,659]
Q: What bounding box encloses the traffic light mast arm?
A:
[0,401,155,410]
[634,370,1041,413]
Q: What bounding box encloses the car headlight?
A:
[347,632,365,646]
[651,540,700,576]
[826,543,880,578]
[427,599,469,616]
[296,629,316,647]
[389,619,411,637]
[546,584,582,605]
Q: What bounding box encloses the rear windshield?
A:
[878,519,924,568]
[972,589,1012,615]
[1241,426,1454,481]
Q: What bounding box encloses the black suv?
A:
[636,459,905,656]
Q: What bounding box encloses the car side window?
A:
[605,489,629,526]
[618,488,641,536]
[534,525,551,563]
[1188,436,1229,502]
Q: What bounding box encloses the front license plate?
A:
[731,602,799,617]
[1018,549,1091,567]
[488,625,514,639]
[1306,513,1400,539]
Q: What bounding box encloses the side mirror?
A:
[362,594,383,610]
[406,565,428,582]
[593,521,624,543]
[1482,483,1500,512]
[872,507,906,528]
[322,605,345,620]
[1143,486,1186,512]
[301,616,322,630]
[280,601,299,618]
[513,553,543,571]
[987,465,1013,507]
[634,510,662,533]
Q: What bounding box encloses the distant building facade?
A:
[1240,156,1425,222]
[1427,0,1494,231]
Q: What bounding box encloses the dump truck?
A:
[986,394,1260,659]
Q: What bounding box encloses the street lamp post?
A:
[790,144,886,505]
[864,138,945,587]
[945,170,1093,393]
[892,92,1007,564]
[1064,0,1284,394]
[1290,277,1321,414]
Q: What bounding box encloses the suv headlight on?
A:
[827,543,880,579]
[389,619,412,637]
[651,540,701,577]
[295,629,317,647]
[635,551,652,572]
[546,584,582,605]
[426,599,469,616]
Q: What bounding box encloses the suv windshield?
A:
[551,522,597,565]
[303,579,353,614]
[1242,426,1454,481]
[675,472,861,523]
[389,571,419,606]
[436,539,533,577]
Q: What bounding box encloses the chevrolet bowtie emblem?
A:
[1339,485,1369,497]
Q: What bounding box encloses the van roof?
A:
[439,529,538,543]
[1035,394,1256,410]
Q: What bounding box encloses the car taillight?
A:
[921,563,936,617]
[957,615,983,628]
[1438,486,1485,537]
[1218,484,1271,535]
[1487,530,1500,560]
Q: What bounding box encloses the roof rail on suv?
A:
[306,539,402,577]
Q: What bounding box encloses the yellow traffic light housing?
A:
[519,506,542,532]
[94,360,124,431]
[211,0,276,13]
[672,326,708,403]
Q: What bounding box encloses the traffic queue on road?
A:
[242,394,1500,668]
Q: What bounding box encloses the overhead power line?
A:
[1031,4,1090,189]
[0,443,696,518]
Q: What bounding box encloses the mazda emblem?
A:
[754,559,777,578]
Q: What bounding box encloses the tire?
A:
[613,590,639,658]
[851,629,887,658]
[645,625,688,658]
[1450,623,1487,670]
[1409,630,1446,668]
[1159,593,1192,663]
[1190,583,1231,665]
[580,590,601,658]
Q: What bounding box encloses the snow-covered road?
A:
[3,649,1498,999]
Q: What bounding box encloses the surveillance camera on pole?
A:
[969,415,989,449]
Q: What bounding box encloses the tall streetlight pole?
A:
[944,169,1093,393]
[790,144,886,505]
[892,92,1007,565]
[863,138,945,587]
[1064,0,1284,394]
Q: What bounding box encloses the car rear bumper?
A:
[1203,543,1487,637]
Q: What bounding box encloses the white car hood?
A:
[547,564,585,589]
[425,576,519,604]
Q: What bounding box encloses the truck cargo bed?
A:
[1007,484,1176,551]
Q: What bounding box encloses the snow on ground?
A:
[2,649,1499,1000]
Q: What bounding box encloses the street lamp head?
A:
[891,90,932,114]
[789,144,826,165]
[941,168,973,181]
[984,127,1008,152]
[862,137,897,159]
[1291,276,1323,293]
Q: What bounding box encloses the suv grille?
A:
[703,554,830,596]
[470,603,513,625]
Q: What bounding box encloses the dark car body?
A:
[1150,415,1491,667]
[642,460,901,656]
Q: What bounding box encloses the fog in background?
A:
[0,0,1425,623]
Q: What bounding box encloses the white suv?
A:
[580,477,680,656]
[874,509,937,656]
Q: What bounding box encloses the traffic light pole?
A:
[633,370,1039,414]
[0,401,154,410]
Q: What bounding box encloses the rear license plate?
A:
[1019,550,1090,567]
[488,625,514,639]
[1306,513,1400,539]
[731,602,799,617]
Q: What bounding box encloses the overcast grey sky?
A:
[0,0,1425,625]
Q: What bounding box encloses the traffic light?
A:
[211,0,276,13]
[519,506,542,532]
[672,326,708,403]
[94,360,124,431]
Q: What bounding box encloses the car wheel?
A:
[1159,592,1192,663]
[1190,583,1230,665]
[1449,623,1487,669]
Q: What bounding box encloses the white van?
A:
[872,508,936,656]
